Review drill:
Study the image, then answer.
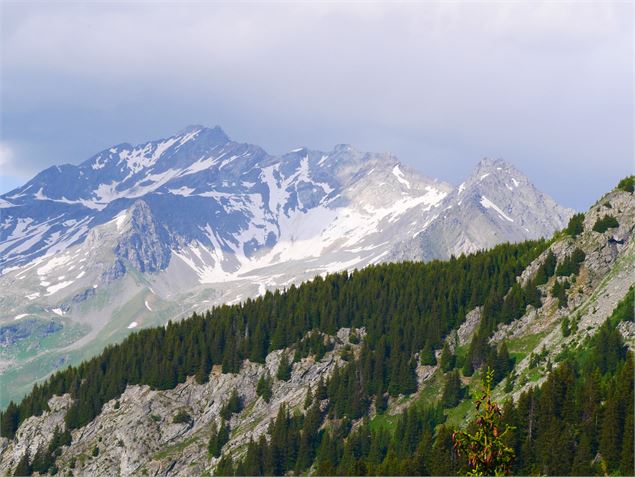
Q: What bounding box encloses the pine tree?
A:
[0,402,19,439]
[440,341,455,372]
[303,386,313,410]
[276,353,292,381]
[565,213,585,237]
[442,370,464,408]
[599,391,622,470]
[256,374,273,403]
[13,449,32,476]
[220,389,243,420]
[31,445,53,474]
[208,419,230,458]
[620,403,634,476]
[453,369,515,476]
[420,342,436,366]
[571,433,594,476]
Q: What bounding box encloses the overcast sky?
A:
[0,1,632,210]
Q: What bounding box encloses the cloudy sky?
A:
[1,1,632,210]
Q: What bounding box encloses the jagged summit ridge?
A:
[0,126,572,406]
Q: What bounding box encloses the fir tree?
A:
[453,368,515,476]
[13,449,32,476]
[440,341,455,372]
[442,370,464,408]
[276,353,292,381]
[256,374,273,403]
[420,342,436,366]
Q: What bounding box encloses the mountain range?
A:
[0,173,633,477]
[0,125,572,406]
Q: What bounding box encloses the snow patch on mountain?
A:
[480,196,514,222]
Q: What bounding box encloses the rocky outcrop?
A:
[0,394,72,473]
[114,200,174,273]
[0,329,362,477]
[489,187,635,397]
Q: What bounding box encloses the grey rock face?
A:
[0,329,362,477]
[390,158,574,261]
[114,200,174,273]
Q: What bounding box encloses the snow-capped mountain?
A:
[389,158,574,261]
[0,126,572,406]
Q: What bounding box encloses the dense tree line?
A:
[1,240,545,440]
[219,289,633,475]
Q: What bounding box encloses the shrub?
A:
[172,410,192,424]
[593,215,619,233]
[561,317,571,337]
[220,389,243,420]
[617,176,634,193]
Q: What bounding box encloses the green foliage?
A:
[419,342,436,366]
[442,370,465,408]
[172,410,192,424]
[593,215,619,233]
[256,374,273,403]
[220,389,243,420]
[91,446,99,457]
[453,368,515,476]
[31,445,54,475]
[440,341,456,372]
[208,419,230,458]
[13,449,32,476]
[617,175,634,193]
[551,279,570,307]
[561,316,571,337]
[294,331,334,361]
[534,250,557,285]
[555,248,586,277]
[1,241,546,439]
[565,213,585,237]
[501,294,634,476]
[276,353,292,381]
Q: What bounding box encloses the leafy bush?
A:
[593,215,619,233]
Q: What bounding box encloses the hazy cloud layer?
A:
[1,1,632,209]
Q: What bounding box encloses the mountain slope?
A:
[0,127,571,408]
[0,179,631,476]
[390,158,573,260]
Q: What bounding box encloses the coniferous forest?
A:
[1,238,634,476]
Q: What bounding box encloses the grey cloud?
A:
[1,1,632,209]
